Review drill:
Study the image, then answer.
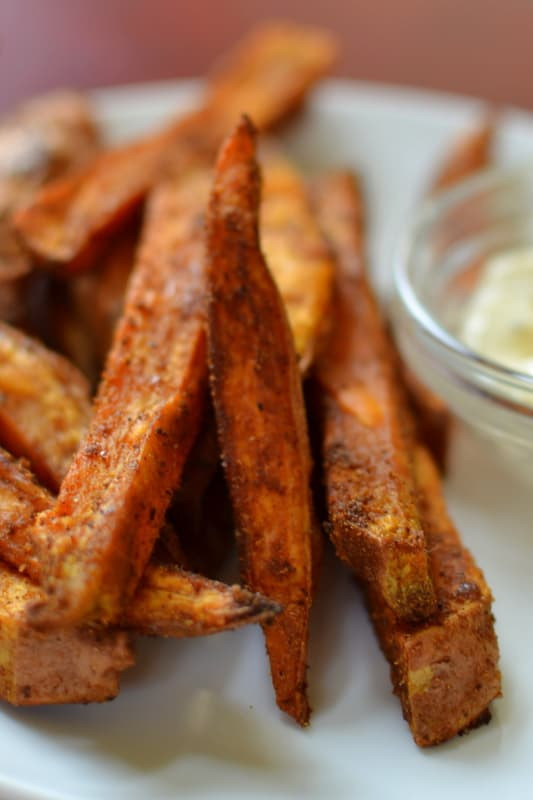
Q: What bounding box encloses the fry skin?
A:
[368,445,501,747]
[28,168,212,628]
[260,145,334,371]
[0,321,92,491]
[312,172,436,621]
[14,24,336,272]
[206,117,318,725]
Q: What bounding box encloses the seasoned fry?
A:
[206,117,318,725]
[312,172,436,621]
[429,117,494,193]
[368,445,501,747]
[260,145,334,371]
[14,24,336,272]
[0,564,134,706]
[13,124,184,274]
[206,22,336,134]
[124,564,280,637]
[28,168,212,628]
[0,321,92,491]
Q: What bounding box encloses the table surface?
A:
[1,0,532,112]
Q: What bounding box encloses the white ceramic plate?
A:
[2,80,533,800]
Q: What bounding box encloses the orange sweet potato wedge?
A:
[429,117,495,193]
[368,445,501,747]
[206,117,319,725]
[12,124,185,274]
[27,167,212,629]
[0,321,92,491]
[14,24,336,273]
[124,564,280,638]
[260,145,334,372]
[206,22,336,135]
[311,172,436,622]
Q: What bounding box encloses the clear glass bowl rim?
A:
[393,159,533,403]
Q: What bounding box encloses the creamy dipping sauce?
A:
[461,247,533,375]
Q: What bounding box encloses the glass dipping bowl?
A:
[393,160,533,466]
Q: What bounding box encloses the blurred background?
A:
[1,0,532,112]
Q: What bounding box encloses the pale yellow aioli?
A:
[461,247,533,375]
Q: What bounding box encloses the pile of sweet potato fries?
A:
[0,23,500,747]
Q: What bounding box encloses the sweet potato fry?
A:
[206,22,336,134]
[28,167,212,629]
[12,124,184,274]
[124,564,280,637]
[0,564,134,706]
[0,321,92,491]
[14,24,336,273]
[206,117,318,725]
[404,117,496,469]
[368,445,501,747]
[311,172,436,621]
[259,145,334,371]
[429,117,495,194]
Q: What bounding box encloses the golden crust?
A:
[312,172,436,621]
[206,117,318,725]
